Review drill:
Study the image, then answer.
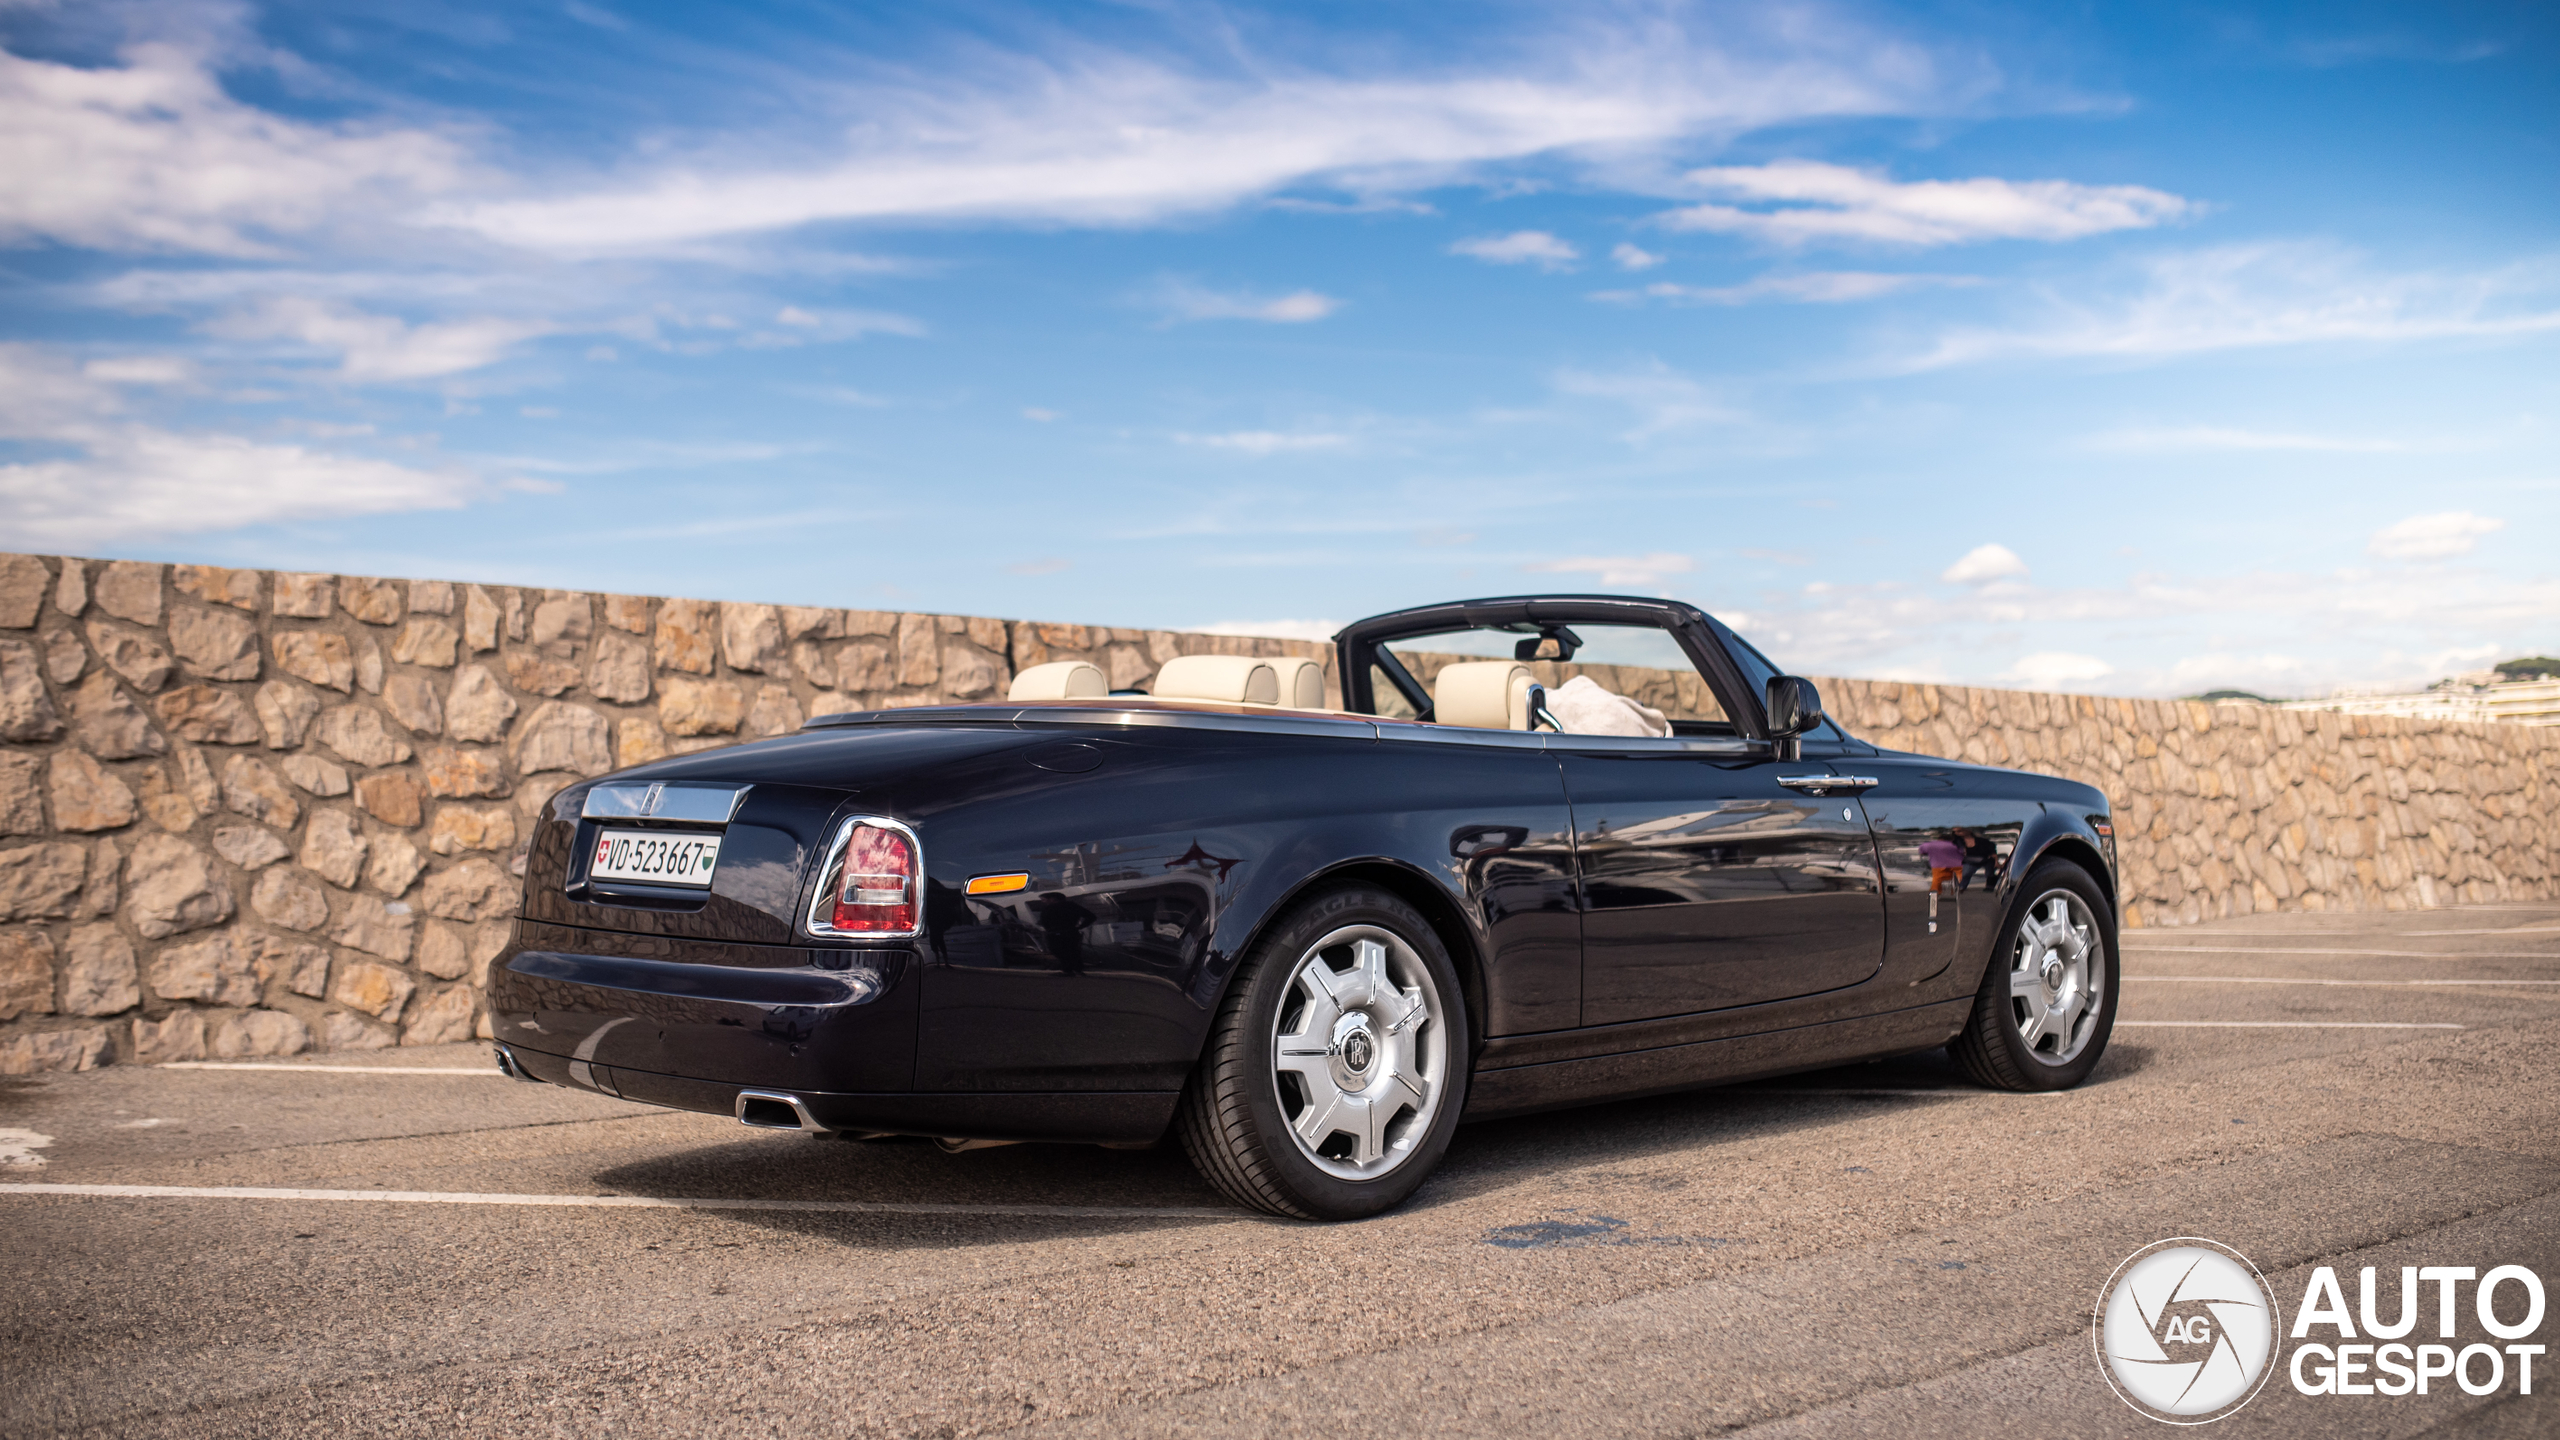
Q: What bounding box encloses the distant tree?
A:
[2188,689,2274,704]
[2494,657,2560,681]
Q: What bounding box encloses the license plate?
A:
[590,828,722,888]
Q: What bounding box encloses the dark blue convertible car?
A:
[493,595,2118,1219]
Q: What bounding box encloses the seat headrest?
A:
[1007,660,1107,702]
[1152,654,1280,705]
[1267,656,1327,710]
[1434,660,1534,730]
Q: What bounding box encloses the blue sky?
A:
[2,0,2553,697]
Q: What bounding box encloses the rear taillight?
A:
[831,823,917,933]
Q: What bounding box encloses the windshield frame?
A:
[1335,595,1768,740]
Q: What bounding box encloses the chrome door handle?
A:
[1777,775,1878,792]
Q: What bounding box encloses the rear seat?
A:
[1007,660,1107,701]
[1432,660,1533,729]
[1151,654,1327,709]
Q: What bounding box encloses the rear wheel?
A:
[1176,886,1468,1220]
[1952,860,2118,1091]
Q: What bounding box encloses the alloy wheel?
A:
[1269,924,1448,1180]
[2006,888,2106,1065]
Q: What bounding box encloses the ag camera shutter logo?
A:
[2095,1238,2281,1424]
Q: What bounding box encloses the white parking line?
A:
[2405,926,2560,936]
[0,1183,1254,1221]
[1739,1088,2064,1098]
[2116,1021,2462,1030]
[2119,947,2559,959]
[158,1063,501,1075]
[2125,976,2560,988]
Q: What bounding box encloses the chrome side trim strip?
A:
[1020,706,1381,740]
[1776,774,1880,793]
[800,698,1765,753]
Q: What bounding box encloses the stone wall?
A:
[1817,678,2557,930]
[1,551,2551,1073]
[0,553,1327,1075]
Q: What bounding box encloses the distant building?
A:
[2281,670,2560,727]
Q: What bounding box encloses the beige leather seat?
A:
[1267,656,1326,709]
[1433,660,1534,729]
[1151,654,1328,709]
[1007,660,1107,702]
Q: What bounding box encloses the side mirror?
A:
[1765,675,1822,758]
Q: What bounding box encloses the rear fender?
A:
[1209,852,1493,1061]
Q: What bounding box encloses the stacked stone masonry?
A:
[0,551,2550,1073]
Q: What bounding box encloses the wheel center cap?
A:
[1342,1031,1375,1073]
[2040,954,2066,991]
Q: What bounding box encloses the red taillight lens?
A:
[831,824,917,933]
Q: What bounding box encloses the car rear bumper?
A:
[487,919,1177,1143]
[496,1040,1175,1142]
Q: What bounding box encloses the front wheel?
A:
[1951,860,2118,1091]
[1176,886,1469,1220]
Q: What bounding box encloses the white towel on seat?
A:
[1549,674,1671,737]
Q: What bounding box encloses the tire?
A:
[1951,859,2119,1092]
[1176,885,1470,1220]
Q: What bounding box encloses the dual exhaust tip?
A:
[733,1088,1015,1152]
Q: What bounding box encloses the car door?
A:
[1840,751,2034,988]
[1562,737,1885,1025]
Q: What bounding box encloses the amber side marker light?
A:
[967,873,1030,896]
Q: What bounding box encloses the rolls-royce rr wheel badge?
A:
[1342,1031,1374,1073]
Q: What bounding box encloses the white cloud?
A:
[1006,558,1070,576]
[2368,510,2504,560]
[1595,271,1968,305]
[1174,430,1349,455]
[1523,552,1695,587]
[734,307,925,347]
[1452,231,1579,270]
[2086,425,2413,453]
[1908,244,2560,368]
[1193,619,1343,642]
[1552,362,1743,438]
[1940,542,2028,583]
[1722,557,2560,699]
[0,41,465,256]
[0,341,487,545]
[1021,407,1061,422]
[564,2,629,32]
[1658,161,2190,247]
[82,355,195,386]
[1153,280,1341,324]
[430,20,1958,251]
[0,427,480,548]
[1611,242,1663,271]
[803,385,890,407]
[206,297,550,381]
[2002,651,2114,689]
[2157,652,2312,695]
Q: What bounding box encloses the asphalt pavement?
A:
[4,901,2556,1438]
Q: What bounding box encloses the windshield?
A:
[1371,621,1735,734]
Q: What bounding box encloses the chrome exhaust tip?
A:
[492,1045,542,1083]
[734,1089,831,1134]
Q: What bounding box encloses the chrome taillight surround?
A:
[802,814,925,940]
